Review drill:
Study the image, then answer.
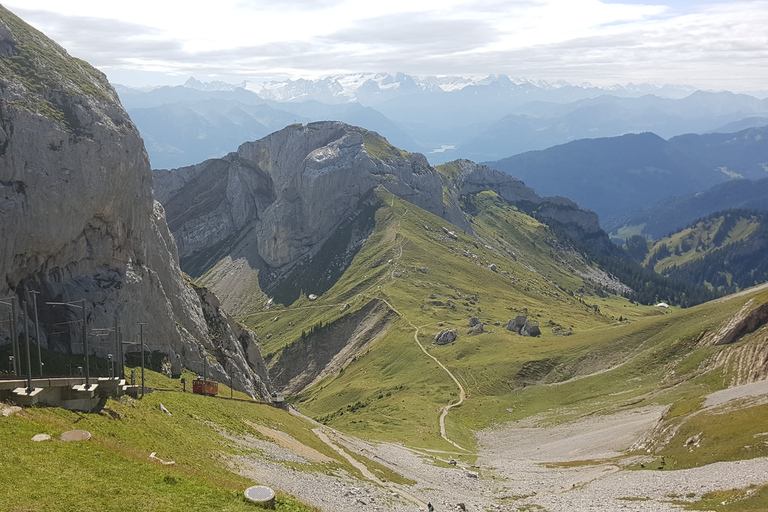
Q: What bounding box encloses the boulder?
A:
[506,315,540,337]
[434,328,458,345]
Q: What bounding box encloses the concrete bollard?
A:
[244,485,275,509]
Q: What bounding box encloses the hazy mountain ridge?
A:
[608,176,768,241]
[487,125,768,225]
[114,75,765,170]
[179,73,700,105]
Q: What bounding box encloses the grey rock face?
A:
[434,328,458,345]
[0,7,270,397]
[160,121,448,267]
[157,121,460,307]
[506,316,541,337]
[441,160,606,246]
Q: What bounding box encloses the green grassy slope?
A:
[644,210,768,295]
[239,187,679,449]
[236,187,768,464]
[1,368,422,511]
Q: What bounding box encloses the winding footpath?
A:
[411,323,468,451]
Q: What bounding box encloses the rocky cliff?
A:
[155,121,466,307]
[156,126,611,309]
[439,159,606,248]
[0,6,270,397]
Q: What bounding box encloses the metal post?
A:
[10,298,18,376]
[8,311,16,375]
[202,351,207,397]
[117,326,124,380]
[22,301,33,393]
[140,323,145,397]
[82,299,90,389]
[31,291,42,376]
[114,316,119,380]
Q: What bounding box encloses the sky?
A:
[4,0,768,92]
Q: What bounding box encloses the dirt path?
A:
[410,323,468,452]
[313,427,428,508]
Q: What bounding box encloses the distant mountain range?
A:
[116,75,768,170]
[486,126,768,225]
[608,177,768,241]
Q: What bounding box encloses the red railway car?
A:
[192,379,218,395]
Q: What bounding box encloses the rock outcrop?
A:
[704,299,768,346]
[434,328,458,345]
[156,131,613,311]
[156,121,466,307]
[506,316,541,337]
[0,6,270,397]
[440,160,608,250]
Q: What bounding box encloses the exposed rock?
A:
[434,328,458,345]
[0,404,21,417]
[0,7,269,397]
[468,317,482,327]
[31,434,51,442]
[488,264,498,272]
[308,294,318,301]
[156,121,457,306]
[467,324,484,335]
[506,315,541,337]
[439,160,610,250]
[269,300,395,394]
[442,227,459,240]
[705,299,768,346]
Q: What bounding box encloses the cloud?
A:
[322,12,498,53]
[9,7,184,66]
[4,1,768,91]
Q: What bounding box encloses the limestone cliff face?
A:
[0,6,270,397]
[157,122,447,267]
[441,160,606,246]
[157,128,610,310]
[156,121,456,307]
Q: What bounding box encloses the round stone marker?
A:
[244,485,275,509]
[31,434,51,442]
[60,430,91,442]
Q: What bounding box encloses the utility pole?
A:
[22,300,33,393]
[47,299,89,387]
[139,322,146,397]
[31,291,42,376]
[114,316,120,380]
[113,316,119,380]
[202,349,207,397]
[10,297,18,376]
[82,299,90,389]
[7,311,15,375]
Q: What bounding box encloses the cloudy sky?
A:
[5,0,768,92]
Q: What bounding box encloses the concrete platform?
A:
[11,386,44,406]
